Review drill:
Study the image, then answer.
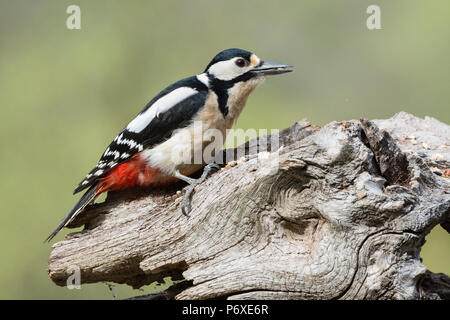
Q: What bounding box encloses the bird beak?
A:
[251,61,293,76]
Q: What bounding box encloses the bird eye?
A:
[235,58,247,68]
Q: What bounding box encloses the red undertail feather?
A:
[45,154,169,242]
[96,153,163,194]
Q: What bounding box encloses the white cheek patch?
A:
[127,87,198,133]
[208,58,252,81]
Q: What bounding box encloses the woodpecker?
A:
[46,48,292,242]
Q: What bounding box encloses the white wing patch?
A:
[126,87,198,133]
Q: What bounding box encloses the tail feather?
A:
[45,184,99,243]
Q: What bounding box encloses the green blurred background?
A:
[0,0,448,299]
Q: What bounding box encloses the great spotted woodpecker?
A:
[46,48,292,242]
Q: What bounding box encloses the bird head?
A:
[204,48,292,82]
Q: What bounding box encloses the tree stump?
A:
[48,112,450,300]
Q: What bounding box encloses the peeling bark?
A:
[48,112,450,300]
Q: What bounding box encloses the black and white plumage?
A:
[73,76,210,194]
[46,48,292,242]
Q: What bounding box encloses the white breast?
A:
[225,77,265,128]
[142,78,264,177]
[142,91,224,176]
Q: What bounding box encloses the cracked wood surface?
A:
[48,112,450,300]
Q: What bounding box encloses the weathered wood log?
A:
[48,112,450,300]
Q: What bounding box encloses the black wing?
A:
[73,76,209,194]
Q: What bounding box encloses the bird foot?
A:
[181,163,221,216]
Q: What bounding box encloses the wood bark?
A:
[48,112,450,300]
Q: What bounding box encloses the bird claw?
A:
[181,184,194,216]
[180,163,221,216]
[181,204,191,217]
